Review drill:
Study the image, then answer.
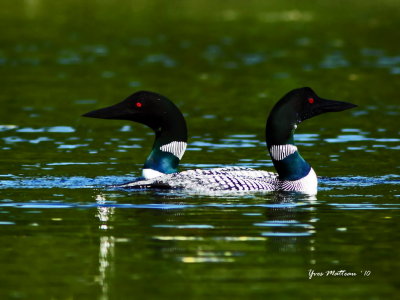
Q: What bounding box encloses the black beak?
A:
[318,98,357,113]
[301,97,357,122]
[82,101,130,120]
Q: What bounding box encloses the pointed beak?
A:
[318,98,357,113]
[300,97,357,122]
[82,102,130,120]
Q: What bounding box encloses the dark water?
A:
[1,0,400,299]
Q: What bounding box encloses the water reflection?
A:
[260,193,317,259]
[95,194,115,300]
[85,191,320,268]
[1,186,399,299]
[146,192,318,264]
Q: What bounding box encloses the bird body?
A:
[83,87,356,194]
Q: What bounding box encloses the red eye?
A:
[135,102,142,108]
[308,98,314,104]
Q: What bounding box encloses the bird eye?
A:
[135,102,142,108]
[308,98,314,104]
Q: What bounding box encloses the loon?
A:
[83,91,188,179]
[84,87,356,194]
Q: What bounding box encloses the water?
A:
[1,0,400,299]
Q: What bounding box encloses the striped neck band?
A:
[269,144,298,161]
[160,141,187,159]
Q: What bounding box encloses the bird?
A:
[83,91,187,179]
[83,87,356,194]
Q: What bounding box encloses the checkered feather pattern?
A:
[119,167,277,191]
[117,167,317,193]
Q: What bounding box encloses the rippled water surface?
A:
[1,0,400,299]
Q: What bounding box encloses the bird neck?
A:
[143,114,187,178]
[266,114,311,181]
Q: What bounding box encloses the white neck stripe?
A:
[160,141,187,159]
[270,144,298,161]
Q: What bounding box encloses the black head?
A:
[272,87,357,124]
[266,87,357,145]
[82,91,187,135]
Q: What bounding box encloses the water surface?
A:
[1,0,399,299]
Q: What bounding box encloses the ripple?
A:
[0,202,193,210]
[325,134,371,143]
[179,256,235,263]
[153,224,214,229]
[11,126,75,133]
[295,133,319,142]
[261,232,313,237]
[191,140,258,148]
[241,53,265,66]
[258,10,313,22]
[0,125,17,132]
[46,162,107,166]
[329,203,400,210]
[0,221,15,225]
[0,175,133,189]
[57,52,82,65]
[3,136,54,144]
[254,221,314,229]
[320,52,350,69]
[16,127,45,133]
[321,174,400,188]
[48,126,75,133]
[82,45,108,56]
[58,144,88,149]
[142,54,176,68]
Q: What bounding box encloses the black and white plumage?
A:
[117,166,318,193]
[118,167,280,192]
[84,87,356,194]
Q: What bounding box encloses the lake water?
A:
[1,0,399,299]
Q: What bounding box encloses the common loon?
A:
[83,91,188,179]
[84,87,356,194]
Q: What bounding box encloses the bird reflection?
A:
[262,192,317,259]
[95,193,115,300]
[91,189,319,280]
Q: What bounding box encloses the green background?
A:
[1,0,399,299]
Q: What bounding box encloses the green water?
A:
[1,0,400,299]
